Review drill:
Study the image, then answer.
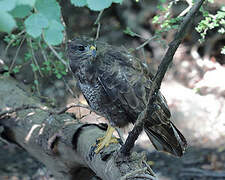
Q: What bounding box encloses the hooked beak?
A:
[90,45,97,58]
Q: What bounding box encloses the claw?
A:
[94,125,119,153]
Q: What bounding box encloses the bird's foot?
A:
[95,136,119,153]
[94,125,119,153]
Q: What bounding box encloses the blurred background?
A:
[0,0,225,179]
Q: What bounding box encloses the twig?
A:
[28,38,43,77]
[39,40,75,98]
[44,38,67,66]
[94,10,104,25]
[38,40,48,63]
[4,30,25,57]
[179,0,193,17]
[0,105,48,118]
[62,77,77,99]
[95,10,103,40]
[95,23,101,41]
[39,41,74,99]
[60,16,67,44]
[33,70,41,96]
[0,102,92,119]
[120,0,206,156]
[9,35,26,72]
[135,36,157,51]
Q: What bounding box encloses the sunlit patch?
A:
[25,124,41,142]
[27,112,35,116]
[3,107,11,111]
[41,106,48,110]
[39,123,45,135]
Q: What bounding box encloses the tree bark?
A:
[0,76,156,180]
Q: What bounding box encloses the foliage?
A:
[0,0,63,45]
[123,27,140,37]
[1,0,224,95]
[71,0,123,11]
[0,0,123,35]
[0,0,124,93]
[0,0,124,53]
[152,0,183,34]
[0,0,17,33]
[196,5,225,54]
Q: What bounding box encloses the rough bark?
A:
[0,76,156,180]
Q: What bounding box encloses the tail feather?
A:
[144,121,187,157]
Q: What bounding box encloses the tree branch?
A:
[0,76,156,180]
[120,0,206,156]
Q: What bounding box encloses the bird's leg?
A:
[95,124,119,153]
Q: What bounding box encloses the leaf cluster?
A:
[196,5,225,54]
[71,0,123,11]
[0,0,123,45]
[152,1,183,34]
[1,0,224,95]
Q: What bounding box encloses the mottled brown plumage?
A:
[67,37,187,156]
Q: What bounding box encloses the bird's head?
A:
[67,37,97,73]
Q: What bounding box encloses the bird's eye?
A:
[77,45,85,51]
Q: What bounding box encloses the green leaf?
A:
[34,80,39,85]
[61,70,67,75]
[24,52,32,61]
[16,0,36,7]
[0,11,17,33]
[112,0,123,3]
[0,0,16,12]
[12,65,21,73]
[43,20,64,45]
[3,65,9,70]
[218,27,225,34]
[221,6,225,12]
[24,13,48,38]
[3,72,10,77]
[35,0,61,21]
[87,0,112,11]
[221,46,225,54]
[10,5,32,18]
[152,15,159,24]
[31,63,39,72]
[123,27,136,37]
[56,73,62,79]
[70,0,87,7]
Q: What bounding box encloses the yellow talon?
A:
[95,125,119,153]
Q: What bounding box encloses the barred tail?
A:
[144,122,187,157]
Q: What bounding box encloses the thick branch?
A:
[0,76,156,180]
[120,0,206,155]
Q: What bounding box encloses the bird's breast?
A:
[78,80,131,127]
[78,81,108,114]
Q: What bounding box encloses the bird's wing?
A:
[96,49,187,156]
[96,49,170,123]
